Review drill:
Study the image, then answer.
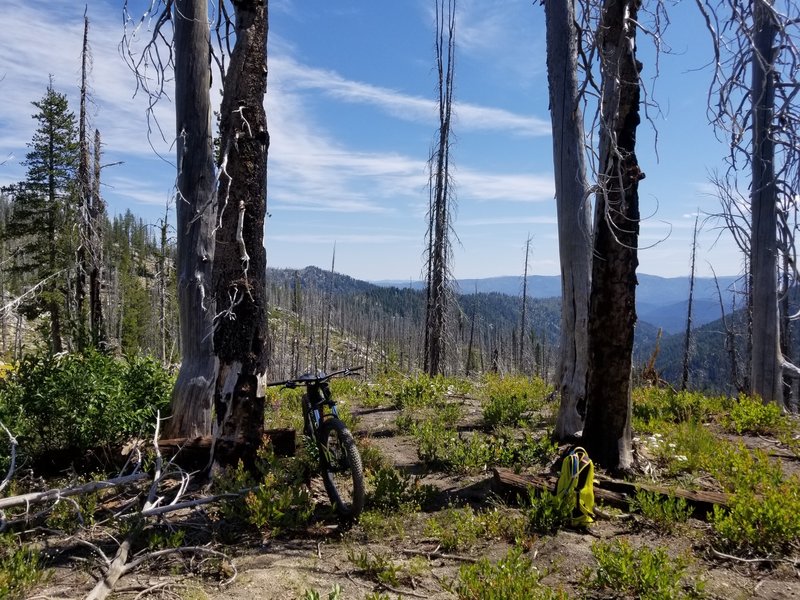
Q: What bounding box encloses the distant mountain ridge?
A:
[373,273,743,334]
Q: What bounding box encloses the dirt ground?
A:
[33,394,800,600]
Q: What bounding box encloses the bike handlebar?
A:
[266,366,364,388]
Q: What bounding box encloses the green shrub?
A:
[711,476,800,555]
[0,351,173,458]
[492,429,558,469]
[455,546,567,600]
[425,506,529,551]
[633,388,726,432]
[630,490,693,533]
[586,539,703,600]
[347,549,402,586]
[524,488,573,535]
[481,374,550,428]
[655,421,725,475]
[244,471,314,535]
[722,395,788,436]
[392,373,449,410]
[300,584,342,600]
[412,420,492,473]
[367,465,435,512]
[0,534,46,600]
[425,507,484,551]
[357,509,410,540]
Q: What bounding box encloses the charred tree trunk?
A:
[424,0,456,377]
[681,214,700,390]
[76,13,91,349]
[749,0,783,407]
[89,129,105,347]
[544,0,593,439]
[211,0,270,455]
[581,0,643,472]
[165,0,218,439]
[520,236,532,374]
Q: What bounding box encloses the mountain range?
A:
[373,273,745,335]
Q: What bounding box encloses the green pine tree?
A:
[4,83,79,354]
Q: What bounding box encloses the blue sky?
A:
[0,0,743,281]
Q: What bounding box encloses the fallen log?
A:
[492,467,729,520]
[158,427,296,471]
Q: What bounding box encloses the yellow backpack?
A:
[556,446,595,527]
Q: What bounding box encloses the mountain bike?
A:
[267,367,365,519]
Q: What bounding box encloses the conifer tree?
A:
[5,83,78,354]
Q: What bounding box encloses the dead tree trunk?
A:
[681,214,700,390]
[544,0,593,439]
[165,0,218,439]
[581,0,644,472]
[749,0,783,407]
[520,236,532,374]
[424,0,456,377]
[76,12,91,349]
[211,0,270,456]
[89,129,105,347]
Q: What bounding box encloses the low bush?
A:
[0,351,173,459]
[722,394,788,436]
[481,374,550,428]
[586,539,704,600]
[367,465,435,512]
[630,490,692,534]
[455,546,568,600]
[524,488,573,535]
[711,476,800,555]
[0,534,46,600]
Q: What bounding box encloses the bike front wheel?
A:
[318,418,365,519]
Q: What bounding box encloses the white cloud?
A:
[272,55,551,136]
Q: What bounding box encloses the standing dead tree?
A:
[519,235,532,374]
[123,0,219,439]
[581,0,648,471]
[123,0,271,454]
[544,0,594,439]
[682,213,700,390]
[424,0,457,377]
[696,0,800,407]
[211,0,270,461]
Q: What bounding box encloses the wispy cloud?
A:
[273,55,551,136]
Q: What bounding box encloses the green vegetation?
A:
[300,584,342,600]
[0,351,173,460]
[367,465,435,512]
[481,373,551,428]
[0,535,46,600]
[586,540,704,600]
[722,394,789,435]
[455,546,568,600]
[524,489,573,535]
[214,443,316,536]
[347,549,428,588]
[424,506,526,551]
[630,490,693,534]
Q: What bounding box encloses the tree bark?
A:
[581,0,643,471]
[211,0,269,451]
[749,0,783,408]
[424,0,456,377]
[165,0,218,439]
[682,214,700,390]
[545,0,593,439]
[89,129,105,347]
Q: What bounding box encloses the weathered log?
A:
[492,467,729,520]
[158,427,296,470]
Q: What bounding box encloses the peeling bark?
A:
[544,0,593,439]
[212,0,269,453]
[581,0,643,471]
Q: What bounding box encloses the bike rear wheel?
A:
[318,418,365,519]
